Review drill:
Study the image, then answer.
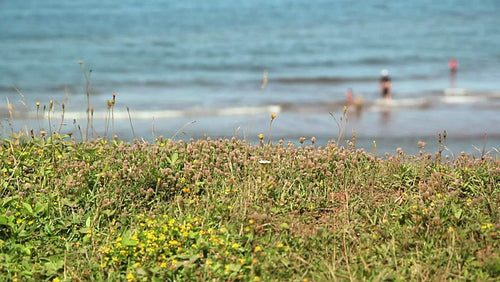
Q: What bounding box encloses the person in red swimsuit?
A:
[449,58,458,73]
[449,58,458,88]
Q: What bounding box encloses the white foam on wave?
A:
[438,96,487,104]
[444,88,467,96]
[30,105,283,120]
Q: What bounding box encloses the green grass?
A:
[0,131,499,281]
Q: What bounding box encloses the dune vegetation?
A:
[0,109,499,281]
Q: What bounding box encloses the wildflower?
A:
[277,243,284,248]
[126,273,135,281]
[249,219,255,225]
[258,134,264,140]
[481,223,493,230]
[254,246,262,252]
[232,243,240,249]
[160,262,167,268]
[182,187,190,193]
[417,141,426,148]
[0,240,4,247]
[254,276,261,281]
[52,278,60,282]
[271,113,276,120]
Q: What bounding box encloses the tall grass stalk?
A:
[127,106,136,140]
[330,106,348,147]
[79,60,92,142]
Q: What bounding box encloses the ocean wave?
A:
[275,76,374,85]
[19,105,283,120]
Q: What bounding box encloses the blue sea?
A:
[1,0,500,155]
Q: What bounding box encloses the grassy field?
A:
[0,123,499,281]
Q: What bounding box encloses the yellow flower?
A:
[254,246,262,252]
[52,278,60,282]
[254,276,261,281]
[126,273,135,281]
[182,187,190,193]
[481,223,493,230]
[248,219,255,225]
[258,134,264,140]
[277,243,284,248]
[271,113,276,120]
[232,243,240,249]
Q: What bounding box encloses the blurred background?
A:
[1,0,499,155]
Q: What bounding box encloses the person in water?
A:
[449,57,458,73]
[449,58,458,88]
[345,88,354,106]
[379,69,392,99]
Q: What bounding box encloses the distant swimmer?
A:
[449,57,458,73]
[379,69,392,99]
[449,58,458,88]
[345,88,354,106]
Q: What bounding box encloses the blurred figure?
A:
[449,57,458,74]
[379,69,392,99]
[345,88,354,106]
[449,58,458,88]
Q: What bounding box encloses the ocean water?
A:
[1,0,499,155]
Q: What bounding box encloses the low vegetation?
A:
[0,127,499,281]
